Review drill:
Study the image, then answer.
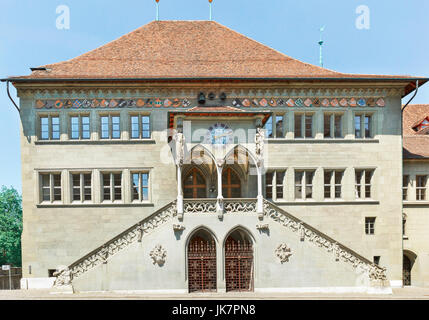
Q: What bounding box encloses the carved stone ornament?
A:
[150,245,167,266]
[173,132,185,165]
[275,243,293,263]
[53,265,72,287]
[256,224,269,230]
[173,224,186,231]
[255,127,265,164]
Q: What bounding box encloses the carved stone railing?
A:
[183,199,257,214]
[263,200,387,282]
[54,201,177,287]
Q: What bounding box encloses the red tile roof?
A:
[403,104,429,159]
[5,21,427,89]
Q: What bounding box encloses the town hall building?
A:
[3,20,429,293]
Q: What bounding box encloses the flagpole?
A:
[209,0,213,21]
[156,0,159,21]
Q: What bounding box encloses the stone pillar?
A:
[177,165,184,220]
[257,165,264,219]
[216,160,224,220]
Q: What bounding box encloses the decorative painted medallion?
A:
[34,96,387,110]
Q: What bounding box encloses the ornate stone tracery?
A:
[263,200,387,281]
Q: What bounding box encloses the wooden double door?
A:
[187,232,253,293]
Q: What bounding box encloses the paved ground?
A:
[0,287,429,300]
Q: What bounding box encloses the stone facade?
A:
[12,82,410,292]
[7,20,427,293]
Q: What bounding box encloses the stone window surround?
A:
[323,112,344,139]
[365,217,376,235]
[37,113,60,141]
[33,109,379,143]
[35,168,153,206]
[69,171,93,204]
[355,168,376,200]
[69,113,91,140]
[403,173,429,203]
[265,166,377,204]
[354,112,375,139]
[131,171,151,203]
[34,110,155,143]
[324,169,344,200]
[129,112,152,140]
[265,169,287,201]
[38,171,63,204]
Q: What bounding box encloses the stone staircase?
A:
[53,198,387,288]
[262,200,387,283]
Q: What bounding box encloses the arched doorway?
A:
[184,168,207,198]
[224,229,254,292]
[403,254,413,286]
[222,168,241,198]
[187,229,217,293]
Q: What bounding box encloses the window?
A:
[355,114,373,138]
[132,172,150,201]
[131,115,151,139]
[373,256,380,265]
[265,170,286,200]
[39,115,60,140]
[264,116,273,138]
[294,113,313,138]
[324,170,344,199]
[355,169,374,199]
[275,115,284,138]
[70,115,90,140]
[416,175,427,201]
[71,173,92,202]
[265,172,273,199]
[100,115,120,139]
[102,173,122,201]
[365,217,376,235]
[40,173,61,202]
[403,175,409,201]
[324,114,343,138]
[295,170,314,200]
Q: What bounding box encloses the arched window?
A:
[184,168,206,198]
[222,168,241,198]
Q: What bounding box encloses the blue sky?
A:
[1,0,429,192]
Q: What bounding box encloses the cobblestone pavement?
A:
[0,287,429,300]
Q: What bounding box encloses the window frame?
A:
[39,172,62,203]
[403,175,409,201]
[130,113,152,140]
[323,113,344,139]
[416,175,427,201]
[265,170,286,201]
[69,114,91,140]
[355,169,375,199]
[101,172,123,203]
[295,170,315,200]
[294,112,314,139]
[70,172,93,203]
[365,217,376,235]
[324,170,344,200]
[131,171,151,202]
[38,114,60,141]
[354,113,374,139]
[100,114,121,140]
